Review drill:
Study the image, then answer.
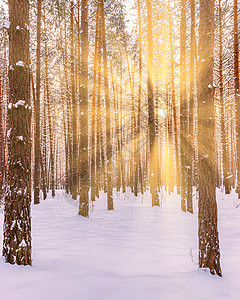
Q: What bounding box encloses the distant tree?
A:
[70,1,78,200]
[146,0,159,206]
[180,0,187,212]
[100,0,113,210]
[34,0,42,204]
[79,0,90,217]
[234,0,240,198]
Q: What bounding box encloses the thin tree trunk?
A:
[234,0,240,197]
[219,0,230,194]
[70,1,78,200]
[0,67,4,197]
[100,0,113,210]
[44,11,55,198]
[91,2,101,201]
[168,0,180,195]
[187,0,195,213]
[180,0,187,212]
[79,0,89,217]
[34,0,41,204]
[146,0,158,206]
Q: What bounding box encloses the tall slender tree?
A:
[180,0,187,212]
[187,0,196,213]
[34,0,41,204]
[70,1,78,200]
[198,0,222,276]
[146,0,158,206]
[100,0,113,210]
[234,0,240,198]
[3,0,32,265]
[79,0,89,217]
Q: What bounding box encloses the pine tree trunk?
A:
[91,2,101,201]
[120,58,126,193]
[146,0,158,206]
[234,0,240,197]
[198,0,222,276]
[137,0,143,195]
[180,0,187,212]
[0,67,4,197]
[168,0,180,195]
[3,0,32,265]
[44,12,55,198]
[34,0,41,204]
[96,29,102,198]
[187,0,195,213]
[70,1,78,200]
[79,0,89,217]
[100,0,113,210]
[219,0,230,194]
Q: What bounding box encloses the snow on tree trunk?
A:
[79,0,90,217]
[3,0,32,265]
[197,0,222,276]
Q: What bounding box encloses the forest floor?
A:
[0,188,240,300]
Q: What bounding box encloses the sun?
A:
[157,108,166,118]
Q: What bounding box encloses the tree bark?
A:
[198,0,222,276]
[34,0,41,204]
[79,0,89,217]
[146,0,159,206]
[180,0,187,212]
[3,0,32,265]
[100,0,113,210]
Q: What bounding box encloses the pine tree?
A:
[34,0,42,204]
[3,0,32,265]
[198,0,222,276]
[79,0,89,217]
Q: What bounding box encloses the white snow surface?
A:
[16,61,25,67]
[0,188,240,300]
[4,20,10,29]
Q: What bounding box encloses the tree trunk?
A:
[198,0,222,276]
[91,2,101,201]
[187,0,195,213]
[79,0,89,217]
[180,0,187,212]
[100,0,113,210]
[70,1,78,200]
[0,66,4,198]
[219,0,230,194]
[3,0,32,265]
[44,11,55,198]
[146,0,158,206]
[34,0,41,204]
[234,0,240,197]
[168,0,180,195]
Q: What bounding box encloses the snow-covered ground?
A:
[0,188,240,300]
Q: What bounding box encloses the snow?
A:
[4,20,10,29]
[17,136,23,141]
[16,61,25,67]
[14,100,25,108]
[19,240,27,248]
[7,128,11,139]
[0,189,240,299]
